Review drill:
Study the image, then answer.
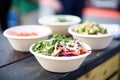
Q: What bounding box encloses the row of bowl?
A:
[3,15,115,51]
[39,15,114,50]
[3,15,115,73]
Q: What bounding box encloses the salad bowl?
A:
[38,15,81,34]
[29,34,91,73]
[68,22,115,50]
[3,25,52,52]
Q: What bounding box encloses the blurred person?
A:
[10,0,39,25]
[11,0,39,14]
[39,0,85,20]
[0,0,12,31]
[38,0,62,16]
[56,0,85,19]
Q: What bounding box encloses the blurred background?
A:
[0,0,120,79]
[0,0,120,31]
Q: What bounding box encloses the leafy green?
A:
[32,34,73,56]
[55,17,71,22]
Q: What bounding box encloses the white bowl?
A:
[29,42,91,73]
[38,15,81,34]
[3,25,52,52]
[68,24,115,50]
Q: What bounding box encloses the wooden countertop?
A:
[0,32,120,80]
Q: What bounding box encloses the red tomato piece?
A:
[10,31,38,36]
[72,52,80,56]
[80,49,88,54]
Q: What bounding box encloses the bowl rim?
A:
[38,15,81,26]
[3,25,52,39]
[68,24,115,38]
[29,42,91,60]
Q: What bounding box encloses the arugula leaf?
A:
[32,34,73,56]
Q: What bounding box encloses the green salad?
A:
[73,21,107,35]
[32,34,90,57]
[55,17,71,22]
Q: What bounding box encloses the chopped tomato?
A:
[72,52,80,56]
[10,31,38,36]
[60,51,80,56]
[80,49,88,54]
